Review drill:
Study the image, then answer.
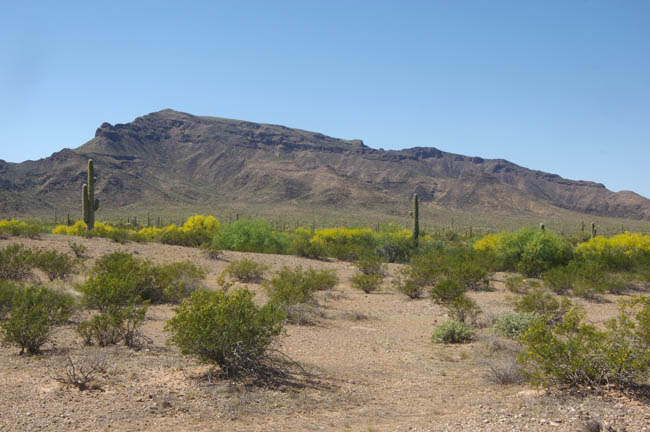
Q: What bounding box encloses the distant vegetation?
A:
[1,213,649,389]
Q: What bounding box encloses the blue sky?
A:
[2,1,649,197]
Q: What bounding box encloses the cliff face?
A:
[1,109,649,220]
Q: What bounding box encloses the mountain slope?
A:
[1,109,649,223]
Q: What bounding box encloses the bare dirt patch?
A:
[1,235,649,431]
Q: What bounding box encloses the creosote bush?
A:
[77,303,148,347]
[510,288,572,321]
[518,300,650,387]
[224,258,269,283]
[430,279,466,304]
[265,266,337,308]
[431,319,475,344]
[350,272,383,294]
[31,249,78,281]
[0,244,34,281]
[1,285,75,354]
[493,312,540,339]
[165,288,285,377]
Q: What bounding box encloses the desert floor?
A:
[0,235,648,432]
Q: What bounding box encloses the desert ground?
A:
[0,234,648,432]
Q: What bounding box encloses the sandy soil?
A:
[0,234,649,432]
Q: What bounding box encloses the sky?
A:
[1,1,649,197]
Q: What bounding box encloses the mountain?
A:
[1,109,650,225]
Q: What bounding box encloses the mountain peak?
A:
[2,110,650,222]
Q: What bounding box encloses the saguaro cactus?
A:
[82,159,100,230]
[591,222,597,239]
[412,193,419,245]
[539,223,545,232]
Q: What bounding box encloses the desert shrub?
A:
[2,285,75,354]
[376,224,414,263]
[68,241,88,258]
[543,259,629,298]
[80,252,155,310]
[518,305,650,387]
[576,232,650,271]
[354,253,384,276]
[394,273,425,299]
[165,288,285,377]
[510,288,572,320]
[474,229,573,276]
[212,219,289,254]
[224,259,269,283]
[430,279,466,304]
[288,228,324,259]
[31,249,78,281]
[310,227,378,261]
[53,221,90,237]
[493,312,540,339]
[431,319,475,344]
[517,232,573,277]
[445,295,481,325]
[302,268,338,292]
[350,273,382,293]
[0,218,45,238]
[0,280,20,319]
[82,252,203,307]
[543,265,575,294]
[447,259,490,290]
[266,267,311,306]
[107,228,131,244]
[484,358,526,385]
[505,275,541,294]
[152,261,205,303]
[77,304,148,347]
[0,244,34,280]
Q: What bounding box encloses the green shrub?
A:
[0,244,34,280]
[0,280,19,319]
[510,288,572,320]
[107,228,131,244]
[2,285,75,354]
[288,228,324,259]
[310,227,379,261]
[354,254,384,276]
[493,312,540,339]
[0,219,46,238]
[224,258,269,283]
[445,295,481,325]
[153,261,205,303]
[212,219,290,254]
[80,252,154,311]
[542,265,574,294]
[165,288,285,377]
[68,241,88,259]
[430,279,466,304]
[518,306,650,387]
[31,249,78,281]
[350,272,383,293]
[517,232,573,277]
[431,319,475,344]
[394,274,425,299]
[505,275,541,294]
[302,268,338,292]
[77,304,148,347]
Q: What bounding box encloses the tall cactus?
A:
[591,222,596,239]
[539,223,545,232]
[412,193,419,245]
[82,159,100,230]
